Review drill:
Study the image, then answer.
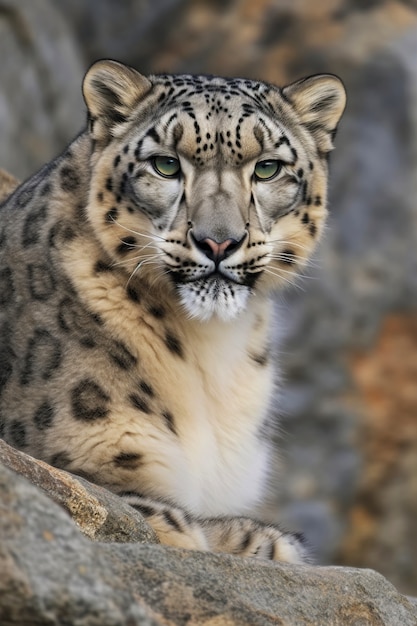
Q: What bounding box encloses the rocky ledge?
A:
[1,439,416,626]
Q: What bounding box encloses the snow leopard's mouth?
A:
[176,275,252,322]
[169,265,261,290]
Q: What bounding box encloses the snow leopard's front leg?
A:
[121,493,308,563]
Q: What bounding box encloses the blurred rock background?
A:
[0,0,416,594]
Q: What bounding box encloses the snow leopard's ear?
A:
[83,59,152,143]
[282,74,346,153]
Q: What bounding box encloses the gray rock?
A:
[55,0,189,73]
[1,460,417,625]
[0,463,160,626]
[0,438,157,545]
[0,0,84,179]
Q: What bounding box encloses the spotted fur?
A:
[0,60,345,562]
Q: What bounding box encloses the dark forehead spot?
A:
[147,127,160,143]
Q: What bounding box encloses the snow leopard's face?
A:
[84,61,345,321]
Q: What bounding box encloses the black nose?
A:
[192,234,245,263]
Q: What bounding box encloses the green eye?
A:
[254,160,282,181]
[152,156,180,178]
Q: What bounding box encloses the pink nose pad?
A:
[202,238,235,261]
[191,232,245,263]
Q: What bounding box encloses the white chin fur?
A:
[178,277,250,322]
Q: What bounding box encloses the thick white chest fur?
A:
[152,310,275,516]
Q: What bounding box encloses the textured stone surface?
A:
[0,464,159,626]
[0,0,84,179]
[0,439,157,545]
[1,460,417,626]
[1,0,417,595]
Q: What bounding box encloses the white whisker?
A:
[266,261,318,282]
[111,251,163,269]
[127,258,164,286]
[268,254,322,271]
[263,267,295,287]
[110,217,167,242]
[267,239,312,252]
[264,267,306,291]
